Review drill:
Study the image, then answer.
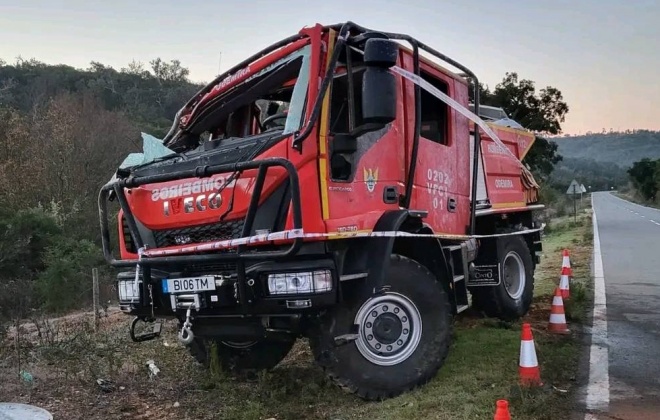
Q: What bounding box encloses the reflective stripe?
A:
[549,313,567,324]
[562,255,571,268]
[559,274,570,289]
[519,340,538,367]
[552,296,564,306]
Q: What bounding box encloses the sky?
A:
[1,0,659,135]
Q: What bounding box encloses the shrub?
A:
[35,237,105,313]
[0,207,61,278]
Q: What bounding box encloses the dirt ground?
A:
[0,213,594,420]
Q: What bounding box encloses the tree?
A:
[628,158,660,201]
[523,136,562,182]
[150,58,190,84]
[476,72,569,180]
[121,60,149,78]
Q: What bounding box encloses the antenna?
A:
[218,52,222,75]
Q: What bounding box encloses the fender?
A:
[337,210,432,292]
[366,210,424,291]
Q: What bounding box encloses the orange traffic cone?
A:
[493,399,511,420]
[559,266,570,300]
[562,249,573,276]
[519,323,542,387]
[549,287,570,334]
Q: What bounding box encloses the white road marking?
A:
[585,194,610,416]
[610,194,660,227]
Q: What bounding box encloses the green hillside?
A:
[549,157,628,191]
[552,130,660,168]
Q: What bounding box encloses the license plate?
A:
[162,276,216,294]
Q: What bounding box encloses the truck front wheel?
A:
[310,254,452,400]
[187,337,295,374]
[471,235,534,320]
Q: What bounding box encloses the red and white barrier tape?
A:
[389,65,525,167]
[142,224,544,257]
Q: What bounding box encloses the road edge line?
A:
[584,193,610,416]
[610,191,660,213]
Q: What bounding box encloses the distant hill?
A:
[549,157,628,191]
[552,130,660,168]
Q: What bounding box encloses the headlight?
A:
[118,279,141,302]
[267,270,332,295]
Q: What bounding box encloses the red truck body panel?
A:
[115,25,539,259]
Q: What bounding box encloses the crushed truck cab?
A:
[98,22,543,400]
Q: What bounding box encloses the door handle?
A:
[448,198,457,212]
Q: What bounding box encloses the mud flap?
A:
[467,264,501,287]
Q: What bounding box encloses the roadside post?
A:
[92,267,100,332]
[566,180,581,222]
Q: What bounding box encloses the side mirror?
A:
[361,38,398,125]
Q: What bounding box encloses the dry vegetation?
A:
[0,205,594,420]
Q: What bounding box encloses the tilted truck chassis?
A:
[99,21,543,400]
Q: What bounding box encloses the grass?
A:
[0,207,595,420]
[613,191,660,209]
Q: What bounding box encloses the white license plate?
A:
[162,276,216,294]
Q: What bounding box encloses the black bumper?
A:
[116,249,340,317]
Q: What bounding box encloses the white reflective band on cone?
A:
[550,313,567,324]
[389,65,524,168]
[552,296,564,306]
[559,275,569,289]
[519,340,538,367]
[562,256,571,267]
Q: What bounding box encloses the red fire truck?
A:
[99,21,544,400]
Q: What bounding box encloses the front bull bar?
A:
[97,157,304,314]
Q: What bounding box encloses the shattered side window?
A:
[119,133,176,169]
[283,44,311,135]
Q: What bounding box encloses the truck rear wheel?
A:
[187,336,295,374]
[471,235,534,321]
[310,254,452,400]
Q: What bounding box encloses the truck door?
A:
[317,32,407,232]
[403,55,471,235]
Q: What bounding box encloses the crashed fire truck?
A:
[99,22,544,400]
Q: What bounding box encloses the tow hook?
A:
[129,317,162,343]
[177,305,196,345]
[334,333,359,347]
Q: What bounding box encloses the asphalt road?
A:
[589,192,660,419]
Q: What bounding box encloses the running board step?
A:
[456,304,469,314]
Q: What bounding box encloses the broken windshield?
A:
[170,45,311,152]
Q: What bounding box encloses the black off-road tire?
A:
[309,254,452,401]
[471,236,534,321]
[187,337,296,374]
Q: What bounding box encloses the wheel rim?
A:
[354,292,422,366]
[503,251,525,299]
